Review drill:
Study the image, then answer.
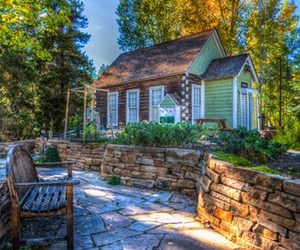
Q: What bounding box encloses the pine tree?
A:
[38,0,95,132]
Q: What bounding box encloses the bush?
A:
[112,122,209,147]
[274,123,300,150]
[35,146,60,163]
[107,176,121,185]
[218,128,287,162]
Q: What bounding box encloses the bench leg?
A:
[66,185,74,250]
[12,207,20,250]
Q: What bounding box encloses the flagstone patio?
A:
[20,168,239,250]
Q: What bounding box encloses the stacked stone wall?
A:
[0,140,36,156]
[197,155,300,249]
[101,144,204,197]
[38,139,106,171]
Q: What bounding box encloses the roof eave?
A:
[237,55,259,82]
[93,71,186,89]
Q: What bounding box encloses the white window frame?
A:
[192,84,202,123]
[126,89,140,124]
[149,85,164,122]
[107,91,118,127]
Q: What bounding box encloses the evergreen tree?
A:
[38,0,95,133]
[97,64,109,78]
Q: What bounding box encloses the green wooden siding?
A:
[236,69,257,128]
[161,95,175,108]
[205,78,233,127]
[188,36,222,76]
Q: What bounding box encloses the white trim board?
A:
[211,29,226,57]
[237,56,259,82]
[232,77,238,128]
[201,80,205,118]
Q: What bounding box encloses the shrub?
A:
[35,146,60,163]
[112,122,209,147]
[217,128,287,162]
[274,123,300,150]
[107,176,121,185]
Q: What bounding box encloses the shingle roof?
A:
[93,29,214,88]
[202,54,249,80]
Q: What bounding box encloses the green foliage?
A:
[248,165,280,175]
[97,64,109,79]
[112,122,209,147]
[84,123,97,138]
[214,151,280,175]
[0,0,95,141]
[107,176,121,185]
[218,128,288,162]
[214,151,252,167]
[274,123,300,150]
[35,146,60,163]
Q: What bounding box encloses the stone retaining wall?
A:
[38,139,106,171]
[197,155,300,249]
[101,144,204,197]
[0,140,36,156]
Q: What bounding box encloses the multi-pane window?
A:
[108,92,118,126]
[192,84,201,122]
[150,86,164,122]
[126,89,139,123]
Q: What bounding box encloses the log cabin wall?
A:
[95,74,191,127]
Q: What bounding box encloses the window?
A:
[107,92,118,126]
[149,86,164,122]
[192,84,201,122]
[126,89,140,123]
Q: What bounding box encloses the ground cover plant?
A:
[112,122,210,147]
[217,128,288,163]
[214,151,280,175]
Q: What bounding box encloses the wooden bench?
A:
[6,144,79,250]
[195,118,231,131]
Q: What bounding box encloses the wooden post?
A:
[66,185,74,250]
[64,89,70,140]
[83,88,87,142]
[91,89,95,110]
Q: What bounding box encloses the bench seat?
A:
[21,185,66,213]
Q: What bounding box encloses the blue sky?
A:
[82,0,300,70]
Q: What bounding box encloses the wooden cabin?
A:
[93,28,259,129]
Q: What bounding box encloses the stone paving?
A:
[21,168,239,250]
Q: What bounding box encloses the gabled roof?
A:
[203,54,258,81]
[93,29,215,88]
[160,93,181,106]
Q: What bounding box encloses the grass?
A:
[214,151,252,167]
[246,165,280,175]
[214,151,281,175]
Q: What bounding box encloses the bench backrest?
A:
[6,145,38,200]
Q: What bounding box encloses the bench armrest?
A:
[34,161,75,177]
[13,179,80,188]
